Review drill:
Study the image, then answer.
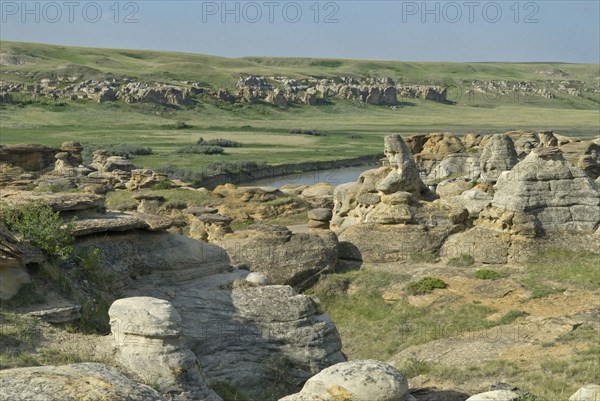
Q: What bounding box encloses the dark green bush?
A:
[175,145,224,154]
[474,269,504,280]
[197,137,242,147]
[404,277,448,295]
[289,129,327,136]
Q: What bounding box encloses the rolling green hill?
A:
[1,41,598,174]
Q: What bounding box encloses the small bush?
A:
[175,120,191,129]
[404,277,448,295]
[446,254,475,267]
[197,137,242,147]
[175,145,224,155]
[289,129,327,136]
[474,269,504,280]
[0,203,75,259]
[152,181,173,190]
[348,134,362,139]
[495,310,529,325]
[2,283,46,308]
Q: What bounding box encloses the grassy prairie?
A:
[1,41,599,170]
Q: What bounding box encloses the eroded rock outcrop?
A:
[0,363,167,401]
[217,223,338,291]
[479,134,519,183]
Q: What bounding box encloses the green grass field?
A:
[1,41,599,170]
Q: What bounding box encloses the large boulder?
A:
[281,360,413,401]
[217,224,338,291]
[0,363,167,401]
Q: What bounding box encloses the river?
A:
[245,164,372,188]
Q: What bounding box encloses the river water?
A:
[245,165,372,188]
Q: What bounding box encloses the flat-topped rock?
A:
[72,213,172,236]
[27,305,81,324]
[0,143,59,171]
[1,191,105,212]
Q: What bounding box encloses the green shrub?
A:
[2,282,46,308]
[175,120,191,129]
[152,181,173,190]
[446,254,475,267]
[175,145,224,154]
[410,251,438,264]
[197,137,242,147]
[289,129,327,136]
[0,203,75,259]
[495,310,529,325]
[475,269,504,280]
[404,277,448,295]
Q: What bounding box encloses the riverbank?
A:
[200,154,383,189]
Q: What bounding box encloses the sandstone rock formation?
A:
[479,134,519,183]
[280,360,415,401]
[0,144,59,171]
[308,208,332,230]
[109,297,222,400]
[492,147,600,234]
[465,390,521,400]
[217,223,338,290]
[0,363,167,401]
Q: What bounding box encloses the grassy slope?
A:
[1,41,599,169]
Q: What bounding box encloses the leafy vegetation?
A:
[289,129,327,136]
[0,203,75,259]
[197,137,242,147]
[404,277,448,295]
[175,145,225,154]
[475,269,505,280]
[495,310,529,325]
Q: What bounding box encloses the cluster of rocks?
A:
[330,133,599,264]
[0,78,201,105]
[234,75,447,107]
[3,73,598,110]
[0,141,173,192]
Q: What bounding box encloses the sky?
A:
[1,0,599,63]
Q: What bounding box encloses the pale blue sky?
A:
[1,1,599,63]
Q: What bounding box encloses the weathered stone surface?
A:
[465,390,521,401]
[479,134,519,183]
[75,231,230,289]
[452,189,493,218]
[338,224,454,263]
[1,191,105,212]
[377,135,429,195]
[27,305,81,324]
[308,208,332,222]
[109,297,223,400]
[294,360,410,401]
[569,384,600,401]
[217,224,338,290]
[71,213,172,236]
[440,227,511,264]
[492,148,600,233]
[436,178,473,198]
[245,272,269,285]
[0,143,58,171]
[0,363,167,401]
